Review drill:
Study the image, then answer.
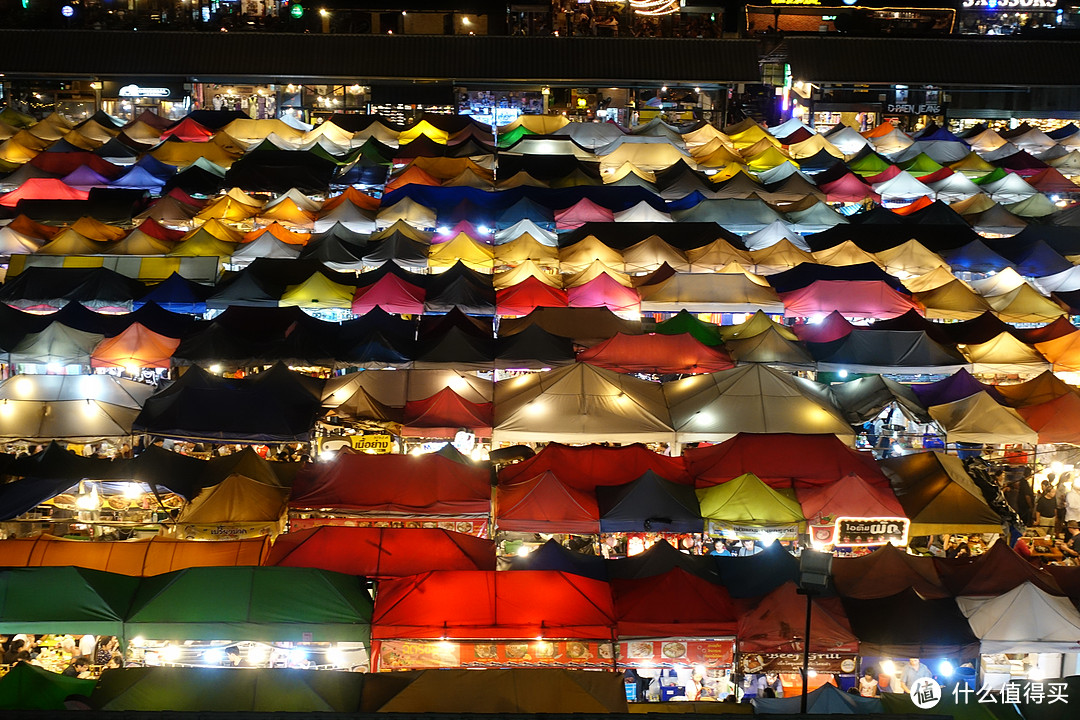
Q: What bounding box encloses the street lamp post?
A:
[797,549,833,714]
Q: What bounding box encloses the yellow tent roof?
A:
[913,280,995,321]
[599,144,691,174]
[621,236,690,273]
[561,260,632,289]
[221,118,306,143]
[958,332,1050,376]
[691,142,744,168]
[60,130,103,150]
[493,260,563,290]
[11,129,54,151]
[928,392,1038,445]
[176,473,290,525]
[493,233,559,268]
[192,218,244,243]
[279,271,357,309]
[123,121,164,143]
[0,138,40,163]
[442,167,495,189]
[950,193,998,215]
[686,239,753,271]
[902,266,964,293]
[811,240,882,268]
[73,119,120,143]
[747,238,815,274]
[744,145,793,172]
[717,309,798,341]
[787,134,844,159]
[107,230,174,255]
[34,228,106,256]
[427,233,495,272]
[151,140,239,168]
[69,216,126,242]
[167,229,238,257]
[398,119,449,145]
[875,239,950,277]
[409,156,493,181]
[712,261,771,286]
[681,124,730,151]
[501,115,569,135]
[728,124,777,149]
[258,198,316,227]
[558,236,624,274]
[605,161,657,184]
[695,472,805,526]
[371,218,433,243]
[949,152,998,178]
[985,285,1066,323]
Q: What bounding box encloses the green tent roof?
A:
[899,152,945,178]
[91,667,365,712]
[0,661,97,710]
[498,125,536,147]
[654,309,724,346]
[124,566,372,642]
[973,166,1010,186]
[847,151,893,177]
[695,472,805,527]
[0,567,138,636]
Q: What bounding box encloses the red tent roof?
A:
[402,387,493,438]
[865,164,901,184]
[372,570,616,640]
[555,198,615,230]
[779,281,923,319]
[166,187,205,208]
[795,473,905,523]
[831,543,949,600]
[611,567,737,638]
[737,581,858,653]
[496,277,568,316]
[30,152,121,179]
[685,433,888,490]
[500,443,691,490]
[265,526,496,578]
[1018,392,1080,445]
[1027,167,1080,195]
[567,274,640,313]
[576,332,734,374]
[791,310,854,343]
[496,470,600,534]
[819,173,881,204]
[352,273,426,315]
[935,541,1064,597]
[892,194,935,215]
[160,117,215,142]
[289,453,491,517]
[134,218,186,242]
[0,178,89,207]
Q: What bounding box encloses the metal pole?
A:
[800,589,812,714]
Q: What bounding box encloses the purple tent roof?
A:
[910,368,1006,407]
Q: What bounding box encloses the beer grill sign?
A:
[833,517,909,547]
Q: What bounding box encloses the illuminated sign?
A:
[119,84,171,98]
[962,0,1056,6]
[771,0,821,4]
[833,517,909,547]
[290,3,304,18]
[61,4,73,16]
[887,103,941,115]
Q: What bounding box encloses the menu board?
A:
[376,640,617,671]
[740,652,858,674]
[617,639,735,669]
[289,516,488,537]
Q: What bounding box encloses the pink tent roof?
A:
[496,277,569,316]
[352,273,426,315]
[819,173,881,203]
[795,473,905,523]
[496,470,600,533]
[791,310,855,343]
[567,274,640,313]
[159,117,215,142]
[554,198,615,230]
[435,220,489,243]
[779,281,923,319]
[0,178,90,207]
[402,387,493,438]
[576,332,734,374]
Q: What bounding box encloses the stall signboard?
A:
[288,515,489,537]
[706,522,800,541]
[740,652,858,674]
[101,80,187,100]
[618,639,735,669]
[962,0,1056,7]
[317,434,394,455]
[375,640,616,671]
[172,521,281,540]
[833,517,908,547]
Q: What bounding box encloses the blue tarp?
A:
[134,273,213,315]
[753,682,884,714]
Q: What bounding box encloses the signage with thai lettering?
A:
[833,517,909,547]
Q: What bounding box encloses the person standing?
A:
[900,658,931,693]
[859,669,879,697]
[1035,481,1057,534]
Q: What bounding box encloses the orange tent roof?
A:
[90,323,181,370]
[322,186,380,212]
[243,222,310,246]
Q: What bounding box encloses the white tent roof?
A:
[957,582,1080,654]
[872,171,934,203]
[741,220,809,251]
[495,219,558,246]
[824,126,872,155]
[0,373,154,441]
[964,129,1008,154]
[981,173,1039,204]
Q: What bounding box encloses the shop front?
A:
[620,638,737,702]
[100,80,191,122]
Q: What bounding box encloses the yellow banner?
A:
[169,522,280,540]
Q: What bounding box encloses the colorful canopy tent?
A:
[492,362,675,445]
[498,442,690,489]
[653,310,724,346]
[936,541,1063,597]
[0,373,154,442]
[0,566,138,635]
[90,322,181,370]
[809,329,969,375]
[596,470,702,533]
[830,542,948,599]
[371,570,616,640]
[1018,392,1080,445]
[169,471,289,534]
[576,332,733,374]
[829,375,932,425]
[496,470,600,534]
[371,669,627,714]
[879,451,1003,535]
[928,392,1039,445]
[90,667,366,712]
[133,363,323,443]
[124,566,371,642]
[610,567,737,637]
[266,526,495,578]
[841,589,979,657]
[401,387,493,438]
[509,538,608,581]
[684,432,888,490]
[795,473,905,524]
[739,582,858,654]
[498,307,642,348]
[288,452,490,518]
[0,661,98,711]
[753,682,882,715]
[0,534,268,575]
[637,272,785,314]
[663,365,854,444]
[957,582,1080,654]
[695,473,805,533]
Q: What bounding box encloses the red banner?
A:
[376,640,617,670]
[618,639,735,669]
[288,516,488,538]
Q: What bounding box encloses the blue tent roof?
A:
[940,239,1016,274]
[984,236,1073,276]
[508,538,608,580]
[713,543,800,598]
[496,196,555,229]
[754,682,883,715]
[111,166,167,191]
[133,155,179,181]
[597,470,703,534]
[134,273,213,315]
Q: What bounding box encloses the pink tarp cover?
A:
[352,274,426,315]
[795,473,905,522]
[779,281,923,319]
[496,277,569,316]
[554,198,615,230]
[567,274,640,313]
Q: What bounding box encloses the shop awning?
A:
[0,566,138,636]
